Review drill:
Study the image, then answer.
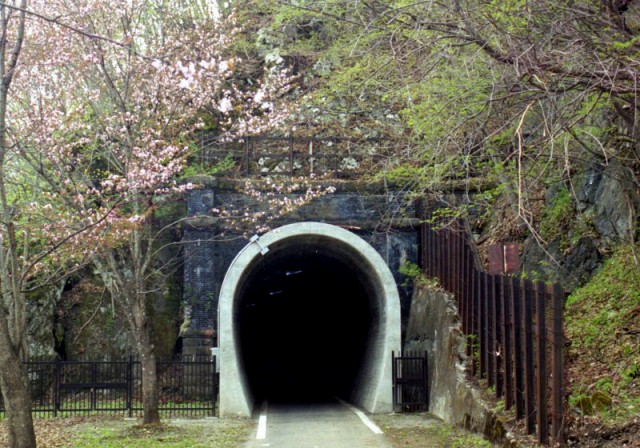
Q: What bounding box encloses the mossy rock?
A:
[591,391,612,412]
[574,395,594,415]
[573,391,612,415]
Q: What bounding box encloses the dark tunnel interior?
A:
[236,242,375,404]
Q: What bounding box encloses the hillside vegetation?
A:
[566,243,640,423]
[232,0,640,443]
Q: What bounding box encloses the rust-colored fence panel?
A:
[420,219,565,446]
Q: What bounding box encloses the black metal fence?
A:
[420,218,565,446]
[0,355,217,418]
[392,351,428,412]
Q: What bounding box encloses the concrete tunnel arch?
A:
[218,222,401,417]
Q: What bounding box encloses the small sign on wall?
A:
[488,242,519,275]
[211,347,220,373]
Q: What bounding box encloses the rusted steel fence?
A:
[420,219,565,446]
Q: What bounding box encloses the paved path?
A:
[243,399,394,448]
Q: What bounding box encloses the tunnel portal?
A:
[218,223,401,417]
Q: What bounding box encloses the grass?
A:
[71,419,252,448]
[565,242,640,423]
[372,413,495,448]
[0,416,253,448]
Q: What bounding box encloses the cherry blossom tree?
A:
[0,1,48,446]
[15,0,294,425]
[0,0,294,442]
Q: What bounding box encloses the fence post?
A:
[452,231,459,304]
[551,284,565,446]
[211,356,217,417]
[442,230,448,289]
[450,228,455,292]
[435,225,442,283]
[127,355,133,418]
[486,273,495,387]
[511,277,525,420]
[464,247,472,343]
[534,281,549,445]
[431,221,437,279]
[423,350,429,410]
[91,361,97,411]
[523,279,536,434]
[501,275,513,410]
[471,267,479,375]
[480,271,487,379]
[493,275,502,399]
[54,359,60,417]
[392,351,397,411]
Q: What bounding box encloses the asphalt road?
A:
[243,399,395,448]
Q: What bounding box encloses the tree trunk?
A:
[138,343,159,424]
[0,325,36,448]
[134,317,160,424]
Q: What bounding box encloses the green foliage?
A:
[422,207,470,229]
[398,56,498,145]
[152,194,187,224]
[375,165,426,186]
[399,261,423,287]
[182,154,236,177]
[433,424,494,448]
[566,243,640,421]
[569,389,612,416]
[539,187,574,243]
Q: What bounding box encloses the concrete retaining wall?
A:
[405,286,512,444]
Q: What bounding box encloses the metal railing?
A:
[197,134,390,178]
[0,355,217,418]
[420,218,565,446]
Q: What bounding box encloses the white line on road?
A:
[336,398,384,434]
[256,401,268,440]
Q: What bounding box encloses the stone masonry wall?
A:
[181,179,419,356]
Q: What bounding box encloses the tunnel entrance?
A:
[238,244,372,403]
[218,222,401,417]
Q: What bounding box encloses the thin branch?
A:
[20,201,122,283]
[72,287,107,344]
[0,2,154,60]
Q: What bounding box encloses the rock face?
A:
[57,278,136,360]
[576,162,637,242]
[28,273,181,361]
[521,236,602,291]
[27,283,65,359]
[521,161,638,291]
[405,286,506,442]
